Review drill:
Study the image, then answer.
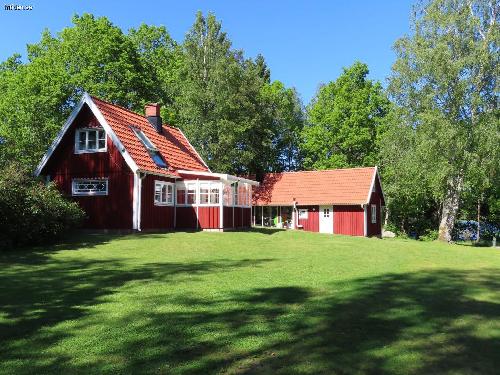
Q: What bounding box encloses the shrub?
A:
[0,164,85,249]
[419,229,438,241]
[452,220,499,242]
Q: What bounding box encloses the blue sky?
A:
[0,0,414,104]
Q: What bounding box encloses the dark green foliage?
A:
[302,62,390,170]
[0,12,303,178]
[0,164,85,249]
[383,0,499,241]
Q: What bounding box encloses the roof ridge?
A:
[265,167,376,175]
[90,95,179,131]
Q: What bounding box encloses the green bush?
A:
[419,229,438,242]
[0,164,85,249]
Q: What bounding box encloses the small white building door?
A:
[319,205,334,234]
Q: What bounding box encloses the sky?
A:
[0,0,414,104]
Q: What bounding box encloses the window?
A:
[72,179,108,196]
[371,204,377,224]
[210,185,220,204]
[177,188,186,205]
[200,183,210,204]
[154,181,173,205]
[130,126,168,169]
[233,183,239,206]
[199,182,220,205]
[298,209,308,219]
[223,185,233,206]
[187,183,197,204]
[323,208,330,218]
[75,128,106,153]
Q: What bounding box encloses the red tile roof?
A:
[92,97,209,175]
[253,167,378,206]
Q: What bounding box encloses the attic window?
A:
[130,126,168,169]
[75,128,106,153]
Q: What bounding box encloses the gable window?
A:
[72,178,108,196]
[130,126,168,169]
[154,181,173,205]
[75,128,106,153]
[371,204,377,224]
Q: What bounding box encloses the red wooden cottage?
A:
[252,168,385,236]
[35,93,258,231]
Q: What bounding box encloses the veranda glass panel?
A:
[200,184,209,204]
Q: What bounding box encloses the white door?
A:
[319,205,334,234]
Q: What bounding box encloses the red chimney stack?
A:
[145,103,162,134]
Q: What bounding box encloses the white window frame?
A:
[154,181,174,206]
[298,209,308,219]
[198,182,221,206]
[371,204,377,224]
[75,128,107,154]
[72,178,108,196]
[233,182,251,208]
[186,183,197,205]
[323,208,330,218]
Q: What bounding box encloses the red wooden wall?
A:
[176,207,198,229]
[223,207,234,228]
[366,177,383,236]
[297,205,319,232]
[198,207,220,229]
[333,205,364,236]
[140,175,175,230]
[43,105,134,229]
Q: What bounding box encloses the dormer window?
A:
[130,126,168,169]
[75,128,106,153]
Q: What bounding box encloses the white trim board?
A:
[177,170,259,186]
[365,166,386,205]
[35,92,139,176]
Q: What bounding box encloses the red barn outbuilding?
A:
[36,93,258,231]
[252,168,385,237]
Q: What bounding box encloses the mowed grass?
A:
[1,229,500,374]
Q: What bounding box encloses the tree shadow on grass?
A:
[247,227,286,235]
[116,269,500,374]
[1,250,500,374]
[0,255,274,374]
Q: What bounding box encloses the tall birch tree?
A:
[387,0,499,242]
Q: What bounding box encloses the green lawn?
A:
[1,229,499,374]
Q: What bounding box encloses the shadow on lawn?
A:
[0,255,274,374]
[1,253,500,374]
[119,269,500,374]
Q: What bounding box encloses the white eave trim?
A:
[35,92,139,176]
[176,128,211,172]
[177,169,260,186]
[365,166,386,205]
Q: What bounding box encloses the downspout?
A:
[196,178,199,230]
[137,172,146,231]
[219,180,223,230]
[173,182,177,230]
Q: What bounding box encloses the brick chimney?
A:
[145,103,162,134]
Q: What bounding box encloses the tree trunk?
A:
[438,174,463,242]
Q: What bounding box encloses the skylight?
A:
[131,126,156,151]
[130,126,168,169]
